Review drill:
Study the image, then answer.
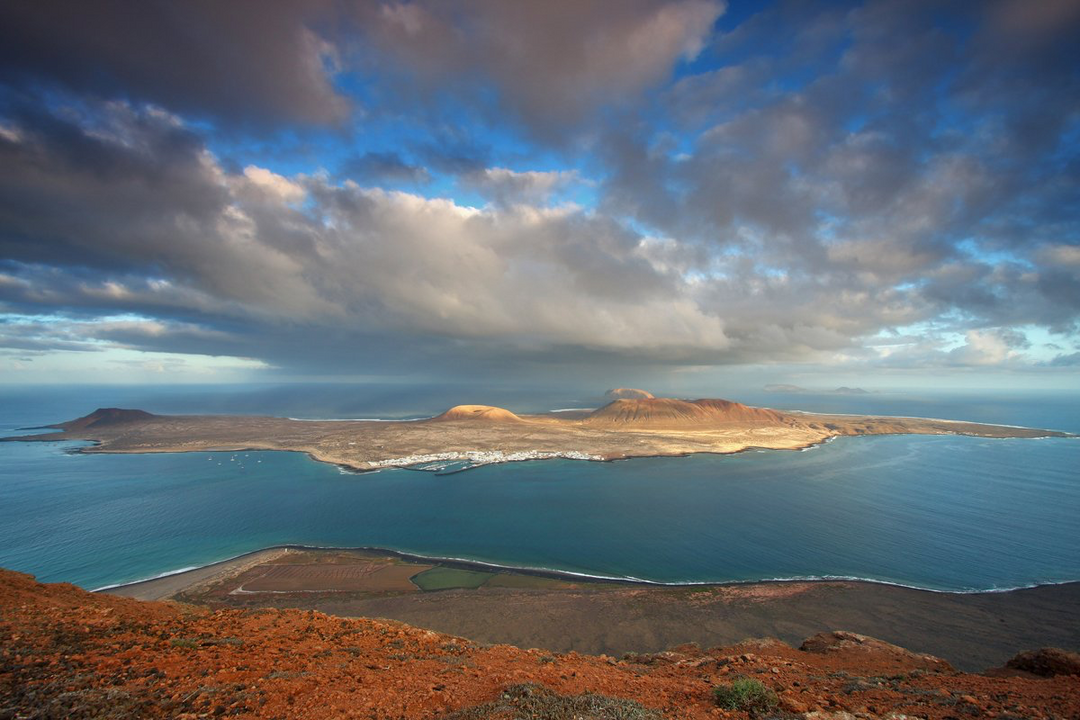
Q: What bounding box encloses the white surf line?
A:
[92,548,293,592]
[94,565,201,592]
[287,416,428,422]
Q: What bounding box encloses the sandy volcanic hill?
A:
[605,388,656,400]
[1,567,1078,719]
[428,404,525,423]
[585,397,797,429]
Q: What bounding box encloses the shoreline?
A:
[782,408,1079,435]
[97,542,1080,599]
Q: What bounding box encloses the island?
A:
[5,390,1071,473]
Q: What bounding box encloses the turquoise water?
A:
[0,386,1078,592]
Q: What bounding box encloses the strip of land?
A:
[102,546,1080,672]
[5,393,1072,473]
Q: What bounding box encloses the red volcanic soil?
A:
[427,404,525,423]
[586,398,793,428]
[1,569,1077,719]
[52,407,157,431]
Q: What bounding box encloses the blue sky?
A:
[0,0,1078,390]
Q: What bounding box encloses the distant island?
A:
[6,390,1070,473]
[764,384,871,394]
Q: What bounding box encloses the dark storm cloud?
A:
[0,0,348,129]
[0,101,228,274]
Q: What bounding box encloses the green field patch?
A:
[411,567,495,591]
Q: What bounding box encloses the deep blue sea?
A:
[0,384,1077,592]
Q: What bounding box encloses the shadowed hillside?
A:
[52,408,157,431]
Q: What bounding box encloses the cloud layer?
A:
[0,1,1077,382]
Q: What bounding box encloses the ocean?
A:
[0,384,1077,592]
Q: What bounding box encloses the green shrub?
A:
[169,637,198,649]
[444,683,662,719]
[712,677,779,713]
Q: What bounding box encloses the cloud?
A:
[339,152,431,185]
[351,0,725,136]
[0,1,348,129]
[240,166,307,203]
[462,167,581,206]
[1048,351,1080,367]
[947,329,1026,367]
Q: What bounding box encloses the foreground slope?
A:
[1,569,1078,719]
[4,391,1071,472]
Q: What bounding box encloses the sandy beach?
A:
[103,547,294,601]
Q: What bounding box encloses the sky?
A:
[0,0,1078,391]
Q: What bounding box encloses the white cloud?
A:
[947,329,1027,366]
[239,166,307,203]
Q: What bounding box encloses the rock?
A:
[1005,647,1080,677]
[669,642,703,656]
[799,631,953,672]
[780,693,808,714]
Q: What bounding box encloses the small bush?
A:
[712,678,778,713]
[169,638,198,650]
[444,683,662,719]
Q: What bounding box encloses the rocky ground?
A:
[2,568,1078,719]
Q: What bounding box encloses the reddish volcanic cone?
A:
[586,397,793,429]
